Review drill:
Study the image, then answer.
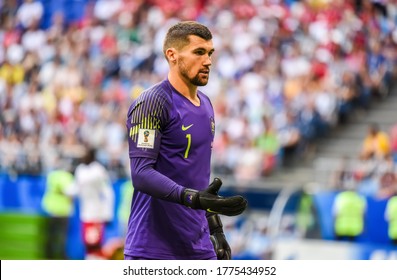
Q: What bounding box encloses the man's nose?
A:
[203,55,212,66]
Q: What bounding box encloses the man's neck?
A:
[168,73,200,106]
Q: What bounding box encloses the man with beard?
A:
[124,21,247,260]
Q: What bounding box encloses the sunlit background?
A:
[1,0,397,260]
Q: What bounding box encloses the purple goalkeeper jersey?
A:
[125,79,216,259]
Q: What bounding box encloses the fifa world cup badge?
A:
[137,129,155,149]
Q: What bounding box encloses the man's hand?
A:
[181,178,247,216]
[206,178,232,259]
[208,213,231,259]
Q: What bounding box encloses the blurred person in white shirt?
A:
[72,148,115,259]
[93,0,122,22]
[20,21,47,53]
[16,0,43,30]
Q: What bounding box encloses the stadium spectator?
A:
[366,39,388,99]
[20,20,46,53]
[354,153,382,196]
[255,116,280,176]
[335,71,358,124]
[93,0,123,22]
[15,0,43,30]
[332,156,356,190]
[276,111,302,167]
[360,123,391,161]
[377,171,397,199]
[234,139,263,183]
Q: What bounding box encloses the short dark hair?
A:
[82,147,96,165]
[163,21,212,58]
[369,123,379,134]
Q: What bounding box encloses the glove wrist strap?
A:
[181,188,200,208]
[207,213,223,234]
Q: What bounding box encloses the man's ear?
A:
[165,48,177,64]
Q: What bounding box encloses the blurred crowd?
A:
[328,121,397,200]
[1,0,397,182]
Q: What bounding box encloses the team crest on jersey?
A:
[210,116,215,136]
[137,129,155,149]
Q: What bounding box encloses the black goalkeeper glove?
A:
[181,178,247,216]
[207,212,231,260]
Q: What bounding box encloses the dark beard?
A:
[179,60,209,86]
[190,75,208,86]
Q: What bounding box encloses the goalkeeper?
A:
[124,21,247,260]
